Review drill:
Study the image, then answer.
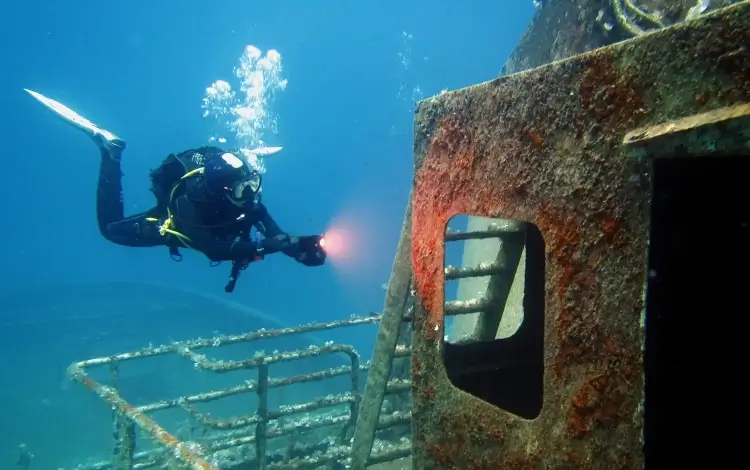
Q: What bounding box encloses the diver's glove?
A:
[262,234,296,254]
[284,234,327,267]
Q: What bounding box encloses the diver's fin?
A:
[244,146,283,156]
[24,88,125,150]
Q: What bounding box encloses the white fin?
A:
[24,88,120,142]
[244,146,283,156]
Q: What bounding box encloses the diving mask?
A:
[227,170,262,203]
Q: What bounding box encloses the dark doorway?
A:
[645,154,749,469]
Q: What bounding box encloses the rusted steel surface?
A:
[410,3,750,469]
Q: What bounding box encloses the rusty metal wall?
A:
[453,0,739,343]
[410,2,750,468]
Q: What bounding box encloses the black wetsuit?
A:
[95,146,295,263]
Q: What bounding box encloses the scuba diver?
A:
[24,88,327,293]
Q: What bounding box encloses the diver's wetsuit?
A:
[95,146,293,262]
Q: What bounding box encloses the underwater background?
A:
[0,0,534,467]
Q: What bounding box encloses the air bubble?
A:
[202,45,287,173]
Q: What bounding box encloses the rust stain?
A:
[409,5,749,469]
[596,214,624,247]
[160,431,178,446]
[530,204,607,379]
[525,129,545,149]
[568,373,626,439]
[424,407,509,470]
[419,385,435,401]
[413,115,478,320]
[579,52,646,133]
[503,456,542,470]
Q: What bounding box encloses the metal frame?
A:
[67,315,411,470]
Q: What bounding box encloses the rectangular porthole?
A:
[443,215,545,419]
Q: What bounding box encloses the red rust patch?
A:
[425,408,510,469]
[565,451,582,466]
[413,116,478,318]
[531,204,606,378]
[568,373,627,439]
[420,386,436,401]
[160,431,178,446]
[525,128,545,149]
[503,455,542,470]
[579,52,645,133]
[592,211,625,248]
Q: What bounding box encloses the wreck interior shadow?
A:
[645,154,749,468]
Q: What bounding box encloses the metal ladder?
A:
[348,194,526,469]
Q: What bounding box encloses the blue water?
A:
[0,1,534,467]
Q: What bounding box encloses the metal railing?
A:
[66,315,411,470]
